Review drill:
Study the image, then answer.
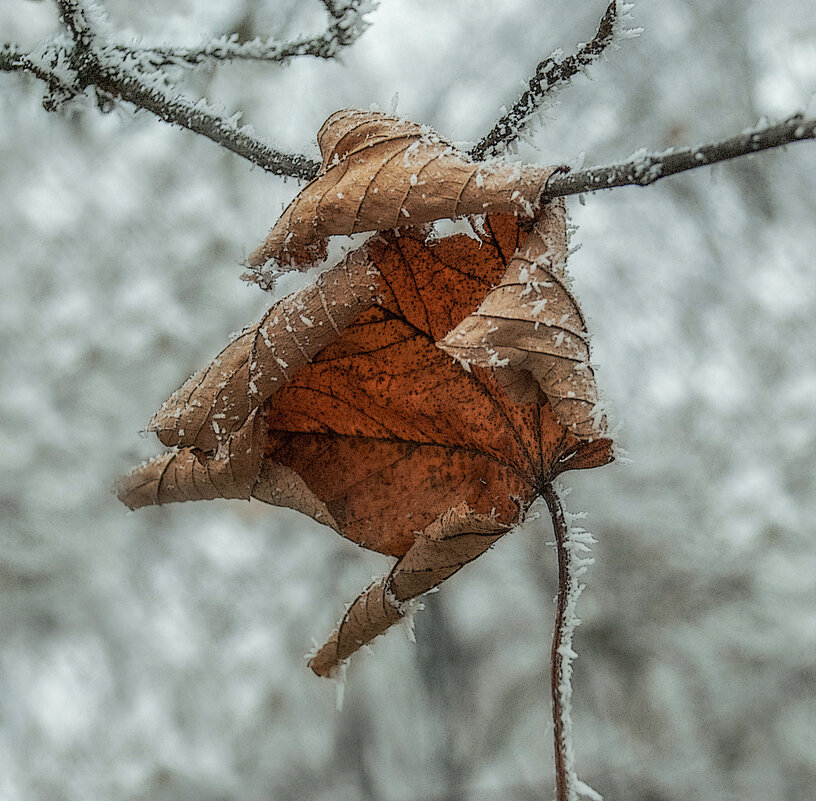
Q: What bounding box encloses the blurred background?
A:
[1,1,815,799]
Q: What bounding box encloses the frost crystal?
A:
[330,660,349,711]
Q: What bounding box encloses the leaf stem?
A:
[542,483,572,801]
[541,484,603,801]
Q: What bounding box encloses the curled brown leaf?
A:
[118,108,614,676]
[438,201,605,438]
[150,248,378,452]
[248,108,557,270]
[308,502,510,677]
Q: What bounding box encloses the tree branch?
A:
[3,3,812,188]
[540,114,816,200]
[471,1,636,160]
[0,0,374,179]
[99,70,322,180]
[115,0,375,69]
[1,40,320,178]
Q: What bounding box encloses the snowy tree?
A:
[1,1,815,800]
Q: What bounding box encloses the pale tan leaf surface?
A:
[308,503,510,677]
[248,108,558,270]
[251,461,340,532]
[119,409,264,509]
[120,411,346,535]
[438,201,604,439]
[149,248,378,453]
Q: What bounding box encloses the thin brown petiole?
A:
[542,482,571,801]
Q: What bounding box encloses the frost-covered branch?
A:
[54,0,98,43]
[100,69,321,180]
[3,2,812,188]
[113,33,347,70]
[0,0,377,179]
[542,484,601,801]
[1,43,73,94]
[113,0,375,69]
[541,114,816,199]
[471,1,639,160]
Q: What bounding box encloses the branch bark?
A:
[470,1,626,161]
[541,114,816,199]
[2,2,813,188]
[0,0,366,179]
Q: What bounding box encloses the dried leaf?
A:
[309,502,509,677]
[149,248,377,452]
[118,108,614,675]
[118,409,264,508]
[248,109,557,270]
[438,201,602,437]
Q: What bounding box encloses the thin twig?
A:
[320,0,347,17]
[0,0,369,179]
[54,0,96,41]
[115,0,375,68]
[111,75,321,180]
[1,44,73,92]
[542,483,571,801]
[470,1,621,160]
[113,34,346,70]
[541,114,816,200]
